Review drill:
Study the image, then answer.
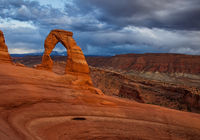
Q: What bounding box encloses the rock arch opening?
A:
[51,42,67,56]
[36,29,89,75]
[51,42,68,75]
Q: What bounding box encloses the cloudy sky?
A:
[0,0,200,55]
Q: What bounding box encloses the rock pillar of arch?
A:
[36,29,89,75]
[0,30,12,64]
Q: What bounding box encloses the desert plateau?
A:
[1,0,200,139]
[0,27,200,140]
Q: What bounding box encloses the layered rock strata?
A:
[89,66,200,113]
[119,82,144,103]
[0,30,12,64]
[36,29,92,87]
[86,53,200,74]
[36,29,89,75]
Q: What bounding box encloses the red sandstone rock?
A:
[15,62,25,67]
[13,53,200,75]
[88,66,200,113]
[183,92,200,109]
[36,29,89,75]
[36,29,92,87]
[119,82,144,103]
[86,53,200,74]
[0,30,12,64]
[1,63,200,139]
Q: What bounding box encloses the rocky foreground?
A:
[1,63,200,139]
[12,55,200,114]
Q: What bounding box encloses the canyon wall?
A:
[87,53,200,74]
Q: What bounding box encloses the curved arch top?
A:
[36,29,89,75]
[44,29,73,54]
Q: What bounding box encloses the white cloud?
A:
[31,0,65,8]
[8,48,43,54]
[0,19,35,29]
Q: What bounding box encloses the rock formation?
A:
[35,29,94,87]
[86,53,200,74]
[119,82,144,103]
[1,63,200,139]
[15,62,25,67]
[12,55,200,113]
[88,66,200,113]
[36,29,89,75]
[0,30,12,64]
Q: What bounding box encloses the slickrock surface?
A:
[1,63,200,140]
[36,29,89,75]
[0,30,12,64]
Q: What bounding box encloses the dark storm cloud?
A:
[65,0,200,30]
[0,0,107,31]
[0,0,199,55]
[2,27,47,53]
[4,27,43,44]
[73,28,200,55]
[0,0,64,26]
[2,0,199,31]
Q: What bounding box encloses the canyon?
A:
[13,54,200,114]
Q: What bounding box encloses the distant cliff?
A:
[86,53,200,74]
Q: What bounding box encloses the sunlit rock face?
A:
[36,29,89,75]
[0,30,12,64]
[36,29,92,87]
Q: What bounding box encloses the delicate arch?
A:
[36,29,89,75]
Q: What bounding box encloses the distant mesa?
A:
[36,29,89,75]
[86,53,200,74]
[0,30,12,64]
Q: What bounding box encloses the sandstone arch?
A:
[36,29,89,75]
[0,30,12,64]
